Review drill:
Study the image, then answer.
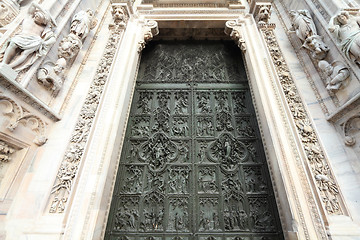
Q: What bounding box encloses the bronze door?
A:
[105,41,284,240]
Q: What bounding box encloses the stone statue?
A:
[37,58,66,95]
[70,9,97,40]
[289,9,317,41]
[318,60,350,92]
[58,33,82,60]
[290,9,329,59]
[302,35,329,59]
[0,3,56,71]
[329,11,360,65]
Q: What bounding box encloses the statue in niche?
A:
[0,3,56,71]
[289,9,329,59]
[37,58,66,95]
[70,9,97,40]
[329,11,360,65]
[289,9,317,41]
[318,60,350,92]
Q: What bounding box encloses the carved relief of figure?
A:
[289,9,329,59]
[1,3,56,71]
[258,5,271,24]
[329,11,360,65]
[37,58,66,95]
[318,60,350,92]
[70,9,97,40]
[289,9,317,41]
[58,33,82,60]
[302,35,329,59]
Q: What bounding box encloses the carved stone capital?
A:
[225,19,246,52]
[138,20,159,53]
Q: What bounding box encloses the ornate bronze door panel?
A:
[105,42,284,240]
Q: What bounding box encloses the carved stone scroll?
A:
[138,20,159,52]
[258,17,345,215]
[0,93,47,146]
[225,19,246,52]
[48,4,129,214]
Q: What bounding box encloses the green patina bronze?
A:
[105,41,284,240]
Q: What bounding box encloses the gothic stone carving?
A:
[48,7,128,213]
[38,9,97,96]
[260,22,344,215]
[329,11,360,66]
[289,9,329,60]
[36,58,66,95]
[1,3,56,71]
[0,0,20,27]
[0,93,47,145]
[138,20,159,52]
[0,140,15,163]
[225,19,246,52]
[318,60,350,92]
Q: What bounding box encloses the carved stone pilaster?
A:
[48,5,129,214]
[260,18,346,216]
[0,93,48,146]
[138,20,159,53]
[225,19,246,52]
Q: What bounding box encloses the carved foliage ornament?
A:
[260,24,343,215]
[138,20,159,53]
[0,140,15,163]
[48,7,128,213]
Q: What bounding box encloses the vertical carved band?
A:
[259,23,345,215]
[48,5,129,214]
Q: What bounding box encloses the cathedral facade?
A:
[1,0,360,239]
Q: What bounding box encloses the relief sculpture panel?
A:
[105,42,283,240]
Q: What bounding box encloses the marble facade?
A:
[1,0,360,239]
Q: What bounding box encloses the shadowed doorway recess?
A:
[105,41,284,240]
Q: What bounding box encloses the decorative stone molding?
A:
[37,9,98,96]
[138,20,159,53]
[48,4,130,214]
[225,18,246,52]
[0,0,20,27]
[0,93,48,146]
[259,19,345,216]
[0,140,15,163]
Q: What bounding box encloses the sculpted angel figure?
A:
[329,11,360,65]
[289,9,317,41]
[1,3,56,71]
